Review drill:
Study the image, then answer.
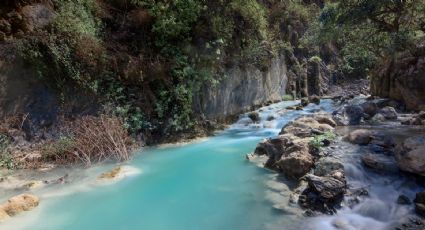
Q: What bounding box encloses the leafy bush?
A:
[282,94,294,101]
[53,0,100,37]
[310,131,336,149]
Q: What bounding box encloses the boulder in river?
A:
[377,106,398,120]
[279,117,334,137]
[345,129,375,145]
[395,136,425,176]
[277,150,314,179]
[0,194,39,218]
[314,157,344,177]
[361,153,398,173]
[360,101,378,117]
[345,105,364,125]
[248,112,260,123]
[299,174,346,214]
[308,95,321,105]
[415,191,425,217]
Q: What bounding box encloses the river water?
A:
[2,99,423,230]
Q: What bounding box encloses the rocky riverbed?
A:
[248,96,425,229]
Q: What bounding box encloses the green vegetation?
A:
[310,131,336,149]
[0,134,13,169]
[282,94,294,101]
[303,0,425,78]
[16,0,321,138]
[15,0,423,139]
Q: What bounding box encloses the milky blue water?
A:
[3,100,335,230]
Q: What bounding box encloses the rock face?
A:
[194,56,288,121]
[395,136,425,176]
[371,42,425,111]
[0,194,39,221]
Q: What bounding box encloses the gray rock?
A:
[248,112,260,123]
[314,157,344,177]
[361,153,398,173]
[306,174,346,200]
[345,105,364,125]
[378,106,398,120]
[395,136,425,176]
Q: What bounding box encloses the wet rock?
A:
[307,174,346,199]
[415,192,425,217]
[1,194,39,217]
[277,151,314,179]
[378,106,398,120]
[401,111,425,126]
[371,113,386,123]
[309,95,321,105]
[361,153,398,173]
[248,112,260,123]
[301,98,309,107]
[345,105,364,125]
[98,167,122,180]
[0,208,10,221]
[266,115,275,121]
[314,157,344,177]
[254,136,292,169]
[360,101,378,117]
[397,194,412,205]
[314,115,337,127]
[299,174,346,214]
[280,117,334,137]
[395,136,425,176]
[394,216,425,230]
[286,106,296,110]
[345,129,375,145]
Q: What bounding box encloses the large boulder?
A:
[299,174,346,214]
[345,105,364,125]
[345,129,375,145]
[360,101,378,117]
[401,111,425,125]
[248,112,260,123]
[395,136,425,176]
[361,153,398,173]
[0,194,39,217]
[314,157,344,177]
[377,106,398,120]
[280,117,334,137]
[277,150,314,179]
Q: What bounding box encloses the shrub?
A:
[53,0,100,37]
[310,131,336,149]
[43,115,135,166]
[282,94,294,101]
